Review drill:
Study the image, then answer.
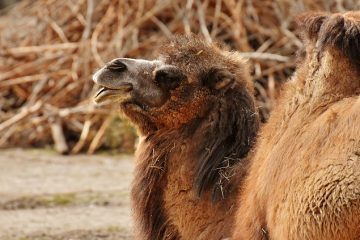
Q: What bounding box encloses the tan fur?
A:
[233,12,360,240]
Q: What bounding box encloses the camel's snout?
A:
[92,58,168,107]
[92,58,136,104]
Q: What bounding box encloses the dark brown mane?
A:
[193,85,259,199]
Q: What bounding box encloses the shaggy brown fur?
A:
[93,36,259,239]
[233,12,360,240]
[132,37,260,239]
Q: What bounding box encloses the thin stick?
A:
[81,0,94,39]
[87,115,112,154]
[1,43,79,55]
[0,71,68,87]
[0,101,42,133]
[50,117,69,154]
[196,0,212,43]
[239,52,289,62]
[72,119,92,154]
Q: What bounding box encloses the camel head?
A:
[93,35,257,136]
[93,35,260,198]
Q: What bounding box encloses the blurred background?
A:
[0,0,359,239]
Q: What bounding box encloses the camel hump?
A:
[297,11,360,70]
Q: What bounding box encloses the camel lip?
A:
[93,84,132,104]
[94,87,107,98]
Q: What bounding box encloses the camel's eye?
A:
[155,65,186,90]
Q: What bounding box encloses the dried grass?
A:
[0,0,359,153]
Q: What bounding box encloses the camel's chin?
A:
[121,101,148,113]
[93,88,131,104]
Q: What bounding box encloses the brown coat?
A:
[127,36,260,239]
[233,12,360,240]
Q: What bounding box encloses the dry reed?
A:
[0,0,358,153]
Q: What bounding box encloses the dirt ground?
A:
[0,149,134,240]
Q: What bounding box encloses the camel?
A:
[233,11,360,240]
[92,35,260,239]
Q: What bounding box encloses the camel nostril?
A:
[106,59,127,72]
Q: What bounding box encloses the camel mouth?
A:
[93,84,133,104]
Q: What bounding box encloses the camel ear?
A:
[204,68,235,90]
[296,12,329,42]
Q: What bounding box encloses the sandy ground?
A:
[0,149,134,240]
